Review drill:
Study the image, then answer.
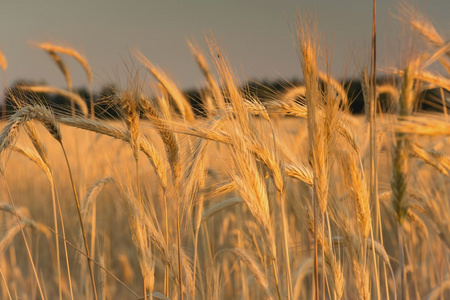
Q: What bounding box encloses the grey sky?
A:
[1,0,449,91]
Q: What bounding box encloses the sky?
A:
[1,0,449,92]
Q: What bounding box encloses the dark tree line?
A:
[2,78,448,119]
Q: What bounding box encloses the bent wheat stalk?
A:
[34,42,95,118]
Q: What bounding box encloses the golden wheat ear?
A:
[134,49,195,122]
[33,41,96,118]
[34,42,93,84]
[18,85,88,117]
[187,40,225,110]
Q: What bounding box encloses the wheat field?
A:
[0,4,450,300]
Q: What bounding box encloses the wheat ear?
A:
[46,50,73,91]
[18,85,88,117]
[34,42,92,84]
[188,41,225,110]
[34,42,95,118]
[135,50,194,122]
[27,105,98,299]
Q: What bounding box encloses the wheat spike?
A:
[46,50,73,91]
[18,85,88,117]
[135,50,194,121]
[35,42,93,84]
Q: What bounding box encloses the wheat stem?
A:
[60,144,98,300]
